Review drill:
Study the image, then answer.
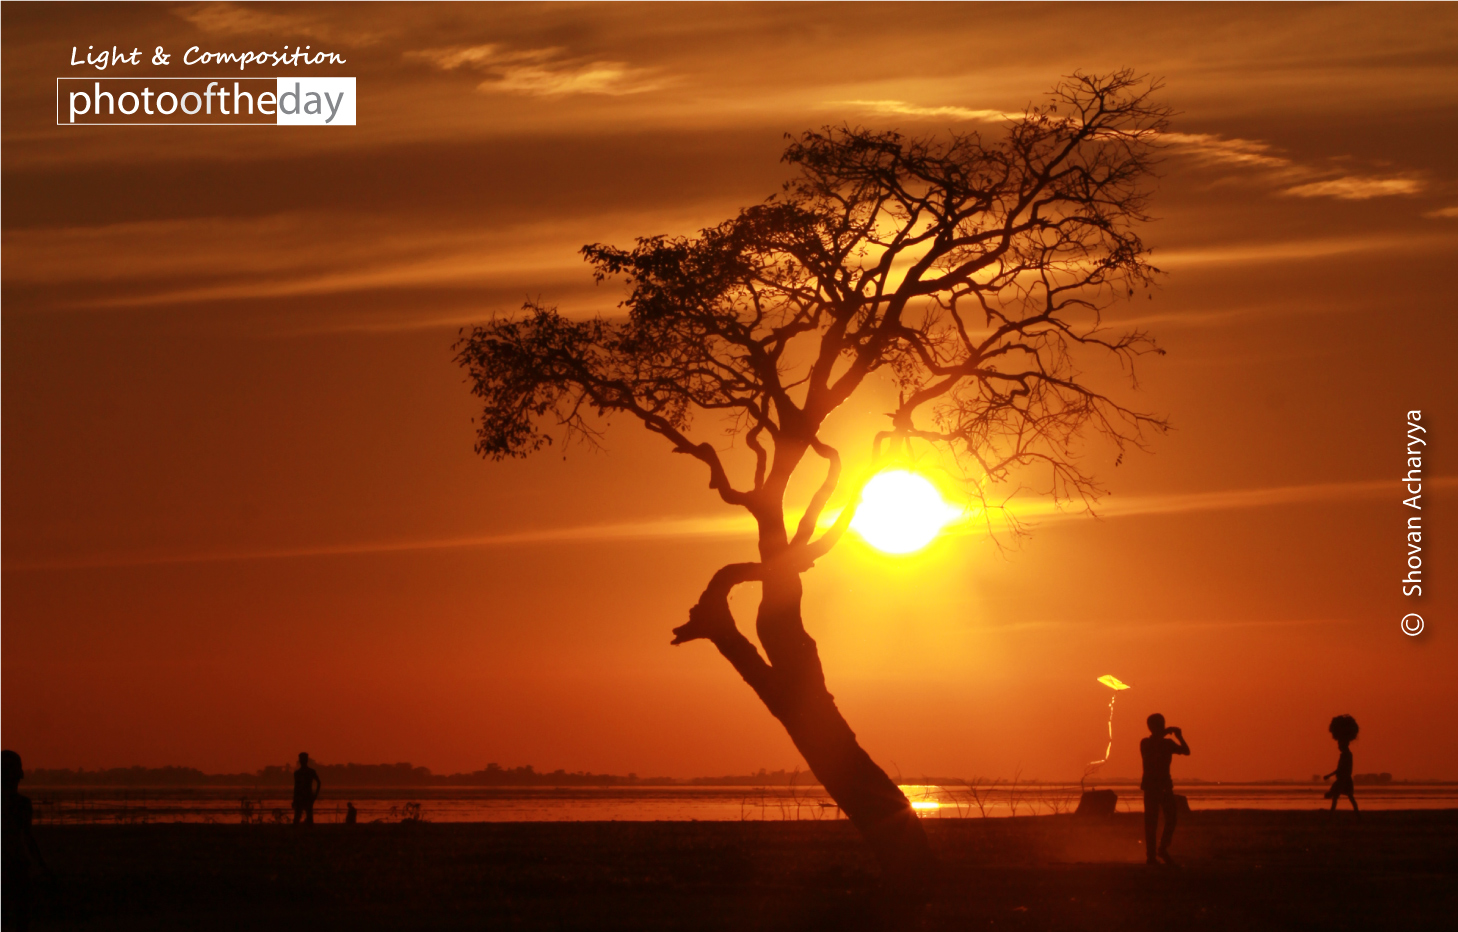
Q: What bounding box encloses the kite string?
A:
[1082,694,1117,786]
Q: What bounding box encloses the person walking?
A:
[1323,715,1360,812]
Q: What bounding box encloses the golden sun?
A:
[850,470,958,554]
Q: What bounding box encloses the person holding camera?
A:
[292,752,322,825]
[1140,713,1190,865]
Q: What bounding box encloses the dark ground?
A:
[17,810,1458,931]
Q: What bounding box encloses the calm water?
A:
[28,783,1458,825]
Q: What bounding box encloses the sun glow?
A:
[850,470,959,554]
[900,785,945,816]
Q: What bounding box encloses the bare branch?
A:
[456,70,1172,567]
[791,440,841,547]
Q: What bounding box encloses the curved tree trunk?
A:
[674,565,934,889]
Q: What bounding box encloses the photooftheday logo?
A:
[57,77,355,125]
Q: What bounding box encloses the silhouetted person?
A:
[1140,713,1190,865]
[3,751,47,931]
[1324,714,1359,812]
[345,802,358,824]
[292,752,321,825]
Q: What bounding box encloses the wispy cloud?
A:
[404,44,559,71]
[829,100,1018,122]
[10,477,1450,573]
[173,1,383,46]
[1161,132,1290,170]
[986,616,1357,633]
[999,476,1457,526]
[4,209,691,313]
[1284,176,1423,200]
[175,2,306,36]
[1,212,578,309]
[1163,131,1426,201]
[66,244,583,309]
[932,476,1455,535]
[1152,231,1457,268]
[2,515,758,573]
[493,62,661,97]
[1423,205,1458,219]
[406,44,662,96]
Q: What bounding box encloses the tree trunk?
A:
[675,565,934,891]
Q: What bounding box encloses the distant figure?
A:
[3,750,48,931]
[1140,713,1190,865]
[1323,714,1360,812]
[345,802,358,824]
[292,752,321,825]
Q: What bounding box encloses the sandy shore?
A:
[20,810,1457,930]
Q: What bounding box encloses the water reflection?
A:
[27,783,1458,825]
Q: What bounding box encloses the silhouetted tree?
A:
[456,71,1170,884]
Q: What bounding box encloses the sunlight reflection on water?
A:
[28,783,1458,825]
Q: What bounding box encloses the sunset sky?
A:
[4,2,1455,783]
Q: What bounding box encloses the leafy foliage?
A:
[456,71,1171,560]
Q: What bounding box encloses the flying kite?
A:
[1084,675,1131,784]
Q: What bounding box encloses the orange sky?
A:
[4,2,1456,782]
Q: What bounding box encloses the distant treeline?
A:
[24,764,823,788]
[24,766,1432,788]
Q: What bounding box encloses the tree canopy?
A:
[457,71,1171,571]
